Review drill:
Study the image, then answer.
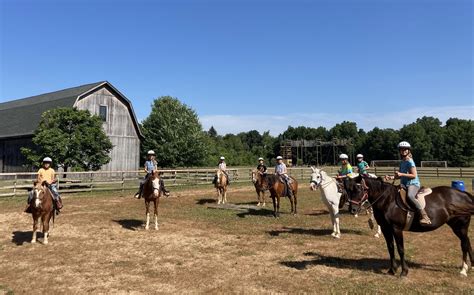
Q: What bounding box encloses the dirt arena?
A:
[0,179,473,294]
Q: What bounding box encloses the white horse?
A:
[309,167,382,239]
[309,167,343,239]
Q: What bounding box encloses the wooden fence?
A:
[0,167,473,198]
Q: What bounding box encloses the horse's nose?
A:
[350,207,357,215]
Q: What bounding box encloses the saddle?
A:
[397,187,433,212]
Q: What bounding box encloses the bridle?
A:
[349,178,391,214]
[310,171,334,190]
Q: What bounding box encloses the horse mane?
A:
[265,174,279,187]
[363,176,397,196]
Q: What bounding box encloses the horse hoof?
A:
[155,227,159,231]
[460,270,468,277]
[374,233,380,238]
[31,240,36,244]
[333,234,341,239]
[387,269,397,276]
[145,227,149,230]
[43,240,48,245]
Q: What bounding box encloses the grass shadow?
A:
[236,208,275,218]
[113,219,144,231]
[280,251,432,274]
[12,231,35,245]
[196,198,216,205]
[267,226,364,237]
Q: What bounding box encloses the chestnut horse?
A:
[30,182,55,244]
[142,171,161,230]
[251,169,269,206]
[345,175,474,277]
[215,170,228,204]
[255,173,298,217]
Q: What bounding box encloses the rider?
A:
[356,154,370,176]
[275,156,293,197]
[25,157,63,214]
[213,156,229,185]
[385,141,431,225]
[336,154,353,180]
[134,150,169,199]
[256,157,267,173]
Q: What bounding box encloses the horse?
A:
[309,167,381,239]
[264,173,298,217]
[142,170,162,230]
[344,175,474,277]
[251,169,269,206]
[215,170,228,204]
[29,182,55,244]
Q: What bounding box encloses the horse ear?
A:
[311,166,316,172]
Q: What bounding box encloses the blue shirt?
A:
[145,160,157,174]
[357,161,369,174]
[399,158,420,187]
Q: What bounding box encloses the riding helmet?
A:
[397,141,411,149]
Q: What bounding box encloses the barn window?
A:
[99,105,108,122]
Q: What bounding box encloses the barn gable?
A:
[0,81,143,172]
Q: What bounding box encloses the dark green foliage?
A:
[21,107,113,171]
[141,96,208,167]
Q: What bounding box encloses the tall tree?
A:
[443,118,474,167]
[21,108,113,171]
[141,96,208,167]
[363,128,400,162]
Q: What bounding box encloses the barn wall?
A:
[75,87,140,171]
[0,137,34,172]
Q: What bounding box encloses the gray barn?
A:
[0,81,143,172]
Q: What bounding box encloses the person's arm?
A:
[396,166,417,179]
[144,163,149,174]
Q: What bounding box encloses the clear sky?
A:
[1,0,472,135]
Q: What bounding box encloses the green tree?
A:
[399,123,432,163]
[21,107,113,171]
[141,96,208,167]
[443,118,474,167]
[363,128,400,162]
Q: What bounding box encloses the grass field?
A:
[0,178,473,294]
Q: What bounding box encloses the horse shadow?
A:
[280,251,429,274]
[196,198,216,205]
[113,219,144,231]
[236,208,275,218]
[12,231,34,245]
[267,227,364,237]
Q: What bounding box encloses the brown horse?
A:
[251,169,269,206]
[215,170,228,204]
[345,175,474,277]
[142,171,161,230]
[262,173,298,217]
[30,182,55,244]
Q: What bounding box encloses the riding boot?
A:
[212,176,217,185]
[55,196,63,210]
[160,179,170,197]
[419,209,431,225]
[24,204,32,213]
[134,183,143,199]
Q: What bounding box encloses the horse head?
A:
[251,169,264,184]
[344,175,372,215]
[309,166,323,191]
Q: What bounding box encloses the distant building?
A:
[0,81,143,172]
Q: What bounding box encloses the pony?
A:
[309,167,381,239]
[141,170,162,230]
[251,169,269,206]
[262,173,298,217]
[345,175,474,277]
[29,182,55,244]
[215,169,228,204]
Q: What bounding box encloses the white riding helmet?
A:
[339,154,349,160]
[276,156,283,160]
[220,156,225,160]
[42,157,52,163]
[398,141,411,149]
[356,154,364,158]
[147,150,155,155]
[258,157,264,161]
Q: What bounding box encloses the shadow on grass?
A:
[267,226,364,237]
[236,208,275,218]
[12,231,34,245]
[113,219,144,231]
[280,251,430,274]
[196,198,216,205]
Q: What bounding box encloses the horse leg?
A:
[393,228,408,277]
[293,192,297,215]
[223,187,227,204]
[31,215,39,244]
[262,191,266,207]
[271,195,277,218]
[447,216,472,276]
[154,199,159,231]
[256,189,261,206]
[288,194,294,215]
[332,204,341,239]
[381,226,398,275]
[276,194,281,218]
[145,201,150,230]
[42,214,50,245]
[217,188,221,204]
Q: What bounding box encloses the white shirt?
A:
[275,163,287,175]
[218,162,227,171]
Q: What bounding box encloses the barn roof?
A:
[0,81,143,139]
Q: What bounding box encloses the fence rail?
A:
[0,167,473,198]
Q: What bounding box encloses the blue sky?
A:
[1,0,472,135]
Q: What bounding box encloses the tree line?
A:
[23,96,473,170]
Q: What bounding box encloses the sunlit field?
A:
[0,177,472,294]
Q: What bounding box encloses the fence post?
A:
[121,171,125,194]
[13,174,17,197]
[436,168,439,178]
[90,172,94,194]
